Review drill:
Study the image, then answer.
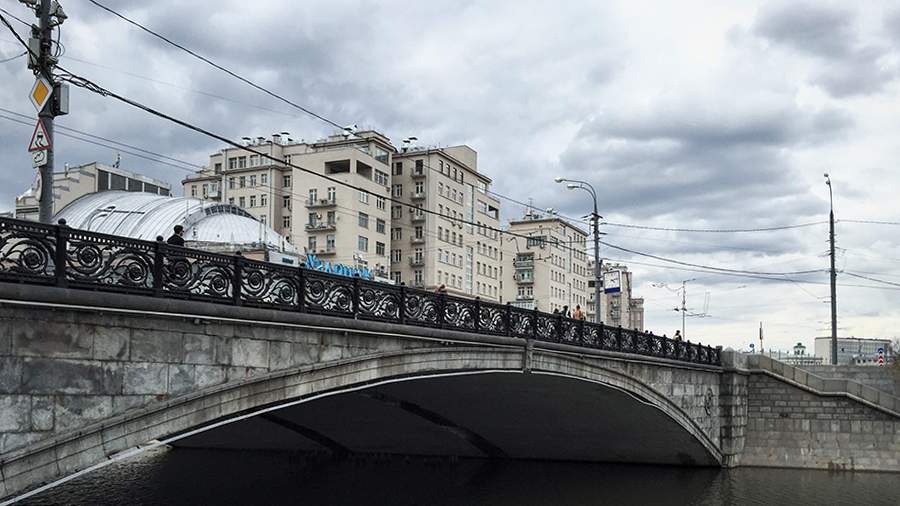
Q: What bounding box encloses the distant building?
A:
[502,211,590,313]
[391,145,503,300]
[15,162,171,221]
[588,262,644,331]
[766,342,824,366]
[183,131,395,278]
[814,336,892,366]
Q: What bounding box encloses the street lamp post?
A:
[825,173,837,365]
[555,177,602,323]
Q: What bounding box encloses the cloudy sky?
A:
[2,0,900,354]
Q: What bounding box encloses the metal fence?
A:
[0,217,721,366]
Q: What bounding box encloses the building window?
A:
[190,185,197,197]
[285,154,292,166]
[376,196,386,210]
[308,236,317,251]
[260,215,267,225]
[249,195,256,207]
[391,272,401,283]
[327,187,336,202]
[214,162,222,174]
[283,175,292,188]
[239,176,246,188]
[308,212,318,226]
[415,226,423,239]
[392,184,402,197]
[249,155,259,167]
[376,218,385,234]
[238,156,247,169]
[228,158,237,170]
[228,197,235,205]
[261,173,268,185]
[391,228,402,240]
[391,249,402,262]
[376,241,385,256]
[415,181,424,194]
[393,161,402,176]
[309,188,317,202]
[326,234,335,249]
[283,196,291,209]
[239,196,246,207]
[374,147,389,164]
[358,236,369,252]
[283,216,291,229]
[374,169,389,186]
[414,270,423,285]
[228,177,235,190]
[391,205,402,219]
[249,175,257,187]
[415,159,424,174]
[359,212,369,228]
[359,190,369,204]
[260,194,267,206]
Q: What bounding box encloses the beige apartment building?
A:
[183,130,395,276]
[15,162,171,221]
[390,145,503,300]
[588,262,645,330]
[503,212,591,314]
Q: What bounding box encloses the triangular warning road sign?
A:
[28,120,51,152]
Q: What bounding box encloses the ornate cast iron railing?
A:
[0,217,721,366]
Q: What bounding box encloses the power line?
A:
[0,6,30,27]
[839,219,900,226]
[842,271,900,288]
[0,49,24,63]
[84,0,346,131]
[602,220,828,233]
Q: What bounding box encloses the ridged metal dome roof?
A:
[53,191,296,253]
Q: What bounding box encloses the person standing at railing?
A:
[572,305,585,321]
[166,225,185,246]
[435,284,447,295]
[673,330,682,341]
[561,305,570,318]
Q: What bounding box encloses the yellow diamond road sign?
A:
[29,76,53,112]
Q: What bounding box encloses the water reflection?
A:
[16,448,900,505]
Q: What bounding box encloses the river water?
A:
[15,448,900,505]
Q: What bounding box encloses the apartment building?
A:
[183,130,395,276]
[588,262,645,330]
[390,145,503,300]
[502,212,591,313]
[15,162,171,221]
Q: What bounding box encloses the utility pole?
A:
[680,280,687,339]
[825,174,838,365]
[592,208,602,324]
[21,0,67,223]
[759,321,764,354]
[37,0,54,223]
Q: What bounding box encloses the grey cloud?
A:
[751,2,897,97]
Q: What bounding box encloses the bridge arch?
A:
[2,346,720,502]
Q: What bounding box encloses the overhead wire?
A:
[84,0,346,131]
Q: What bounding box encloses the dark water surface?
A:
[16,448,900,505]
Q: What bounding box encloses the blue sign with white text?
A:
[304,254,373,280]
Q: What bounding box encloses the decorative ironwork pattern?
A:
[241,259,299,309]
[0,219,57,283]
[0,217,721,366]
[66,230,156,293]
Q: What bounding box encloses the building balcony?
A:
[305,222,337,232]
[513,258,534,268]
[305,198,337,208]
[515,277,534,285]
[411,192,426,200]
[310,246,336,256]
[411,213,426,223]
[409,257,425,267]
[411,169,426,179]
[411,236,426,245]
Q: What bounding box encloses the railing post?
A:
[232,251,243,306]
[532,307,539,340]
[577,320,584,346]
[297,263,306,313]
[616,324,623,351]
[352,274,361,319]
[473,297,481,333]
[153,235,164,296]
[437,293,446,329]
[399,283,406,324]
[555,313,563,343]
[54,219,68,287]
[505,302,512,337]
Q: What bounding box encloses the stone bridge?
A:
[0,218,899,501]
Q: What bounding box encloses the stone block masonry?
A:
[0,304,428,456]
[741,373,900,472]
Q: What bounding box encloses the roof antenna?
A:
[113,153,121,168]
